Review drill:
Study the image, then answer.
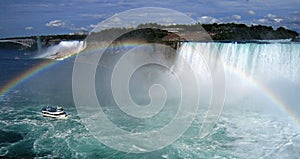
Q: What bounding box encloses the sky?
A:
[0,0,300,38]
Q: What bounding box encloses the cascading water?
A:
[34,41,85,60]
[177,42,300,158]
[179,42,300,115]
[179,42,300,81]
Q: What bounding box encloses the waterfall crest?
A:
[179,42,300,82]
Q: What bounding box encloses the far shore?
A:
[0,23,299,51]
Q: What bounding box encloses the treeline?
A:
[87,28,178,48]
[137,23,299,40]
[40,34,86,41]
[2,23,298,42]
[202,23,299,40]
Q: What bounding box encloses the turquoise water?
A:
[1,89,299,158]
[0,77,237,158]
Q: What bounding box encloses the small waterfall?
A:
[34,41,85,60]
[36,35,42,52]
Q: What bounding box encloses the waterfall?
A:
[36,35,42,52]
[177,42,300,117]
[178,42,300,82]
[34,41,85,60]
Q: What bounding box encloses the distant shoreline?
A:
[0,23,299,51]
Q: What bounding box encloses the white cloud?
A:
[263,14,284,23]
[80,14,105,19]
[111,17,121,23]
[284,12,300,32]
[248,10,255,15]
[25,26,33,30]
[231,14,241,20]
[90,24,97,29]
[45,19,89,32]
[251,12,299,31]
[198,16,219,24]
[78,27,88,31]
[258,19,268,23]
[273,18,283,23]
[69,25,88,31]
[267,14,276,18]
[184,12,194,17]
[45,20,65,27]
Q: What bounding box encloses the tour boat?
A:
[42,105,68,119]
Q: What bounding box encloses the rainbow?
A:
[224,63,300,130]
[0,60,54,96]
[0,40,147,96]
[0,41,299,130]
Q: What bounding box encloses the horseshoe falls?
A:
[178,42,300,158]
[0,41,300,158]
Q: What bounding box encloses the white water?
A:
[178,42,300,158]
[180,42,300,111]
[35,41,85,60]
[179,42,300,82]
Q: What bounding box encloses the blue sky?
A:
[0,0,299,38]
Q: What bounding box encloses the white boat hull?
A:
[42,113,68,119]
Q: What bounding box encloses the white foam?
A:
[35,41,86,60]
